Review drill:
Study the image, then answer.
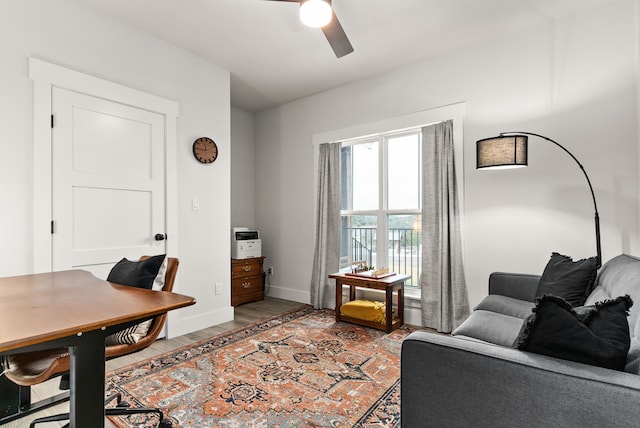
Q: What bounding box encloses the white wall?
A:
[0,0,233,336]
[255,0,639,312]
[231,107,257,229]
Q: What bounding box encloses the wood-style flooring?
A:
[5,297,305,428]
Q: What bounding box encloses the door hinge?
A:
[51,114,54,128]
[51,220,55,234]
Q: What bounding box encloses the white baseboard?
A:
[404,304,423,327]
[265,284,310,304]
[166,305,234,339]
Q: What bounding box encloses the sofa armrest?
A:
[488,272,539,302]
[401,331,640,428]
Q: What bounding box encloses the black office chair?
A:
[4,256,179,428]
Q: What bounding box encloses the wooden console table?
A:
[329,272,410,333]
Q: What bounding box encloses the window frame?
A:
[340,129,422,287]
[311,102,466,300]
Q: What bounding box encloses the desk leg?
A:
[0,374,20,418]
[69,331,105,428]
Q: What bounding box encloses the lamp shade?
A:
[476,135,528,169]
[300,0,332,28]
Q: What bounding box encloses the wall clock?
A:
[192,137,218,164]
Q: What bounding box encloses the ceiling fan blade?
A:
[321,11,354,58]
[266,0,354,58]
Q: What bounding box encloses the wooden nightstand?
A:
[231,257,265,306]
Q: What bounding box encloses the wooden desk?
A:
[329,272,410,333]
[0,269,195,427]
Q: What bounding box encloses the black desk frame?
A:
[0,317,151,426]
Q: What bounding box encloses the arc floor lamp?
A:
[476,132,601,268]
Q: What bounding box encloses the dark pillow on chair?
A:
[107,254,166,289]
[514,294,633,371]
[535,252,598,306]
[105,255,166,346]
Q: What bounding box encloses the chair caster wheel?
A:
[116,401,131,408]
[158,420,172,428]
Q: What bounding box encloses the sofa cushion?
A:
[475,295,535,319]
[586,254,640,373]
[535,252,598,306]
[627,335,640,374]
[587,254,640,329]
[453,310,524,347]
[514,294,633,371]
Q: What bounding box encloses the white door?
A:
[51,87,167,279]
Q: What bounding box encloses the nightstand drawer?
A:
[231,275,263,305]
[231,258,263,277]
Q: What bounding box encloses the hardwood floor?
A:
[5,297,305,428]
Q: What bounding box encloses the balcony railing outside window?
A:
[341,226,421,288]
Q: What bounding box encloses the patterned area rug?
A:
[106,306,417,427]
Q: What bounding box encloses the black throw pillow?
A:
[514,294,633,371]
[107,254,166,289]
[535,252,598,306]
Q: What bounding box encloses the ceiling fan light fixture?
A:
[300,0,332,28]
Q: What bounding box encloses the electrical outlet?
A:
[267,266,274,276]
[214,282,222,295]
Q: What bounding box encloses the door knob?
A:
[155,233,166,241]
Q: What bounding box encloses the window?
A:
[340,130,422,288]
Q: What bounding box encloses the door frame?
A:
[30,57,179,273]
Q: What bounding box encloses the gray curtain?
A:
[421,120,470,333]
[310,142,342,309]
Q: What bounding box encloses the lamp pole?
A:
[500,132,601,268]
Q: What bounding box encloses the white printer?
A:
[231,227,262,259]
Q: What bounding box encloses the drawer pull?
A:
[243,266,252,272]
[243,282,251,288]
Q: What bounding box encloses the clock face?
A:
[193,137,218,164]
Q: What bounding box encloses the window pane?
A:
[388,134,420,210]
[387,214,421,287]
[340,215,377,269]
[341,142,378,211]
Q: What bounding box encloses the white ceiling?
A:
[80,0,615,112]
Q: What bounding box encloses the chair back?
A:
[105,256,179,358]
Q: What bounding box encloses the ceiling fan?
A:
[267,0,354,58]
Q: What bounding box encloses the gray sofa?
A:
[401,254,640,427]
